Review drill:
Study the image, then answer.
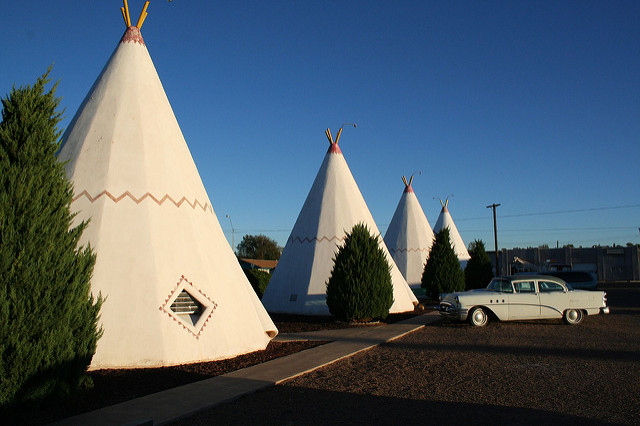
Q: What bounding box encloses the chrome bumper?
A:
[600,306,610,314]
[436,302,468,321]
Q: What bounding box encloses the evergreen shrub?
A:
[244,268,271,299]
[0,69,103,411]
[465,239,494,289]
[326,223,394,322]
[421,227,465,301]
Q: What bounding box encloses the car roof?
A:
[503,275,566,282]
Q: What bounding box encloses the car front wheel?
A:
[468,307,488,327]
[563,309,584,325]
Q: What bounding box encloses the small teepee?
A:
[262,126,418,315]
[57,1,276,369]
[383,175,435,288]
[433,198,471,267]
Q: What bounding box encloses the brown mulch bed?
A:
[25,305,432,425]
[271,303,433,333]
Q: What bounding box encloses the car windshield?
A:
[544,272,584,289]
[538,280,566,292]
[487,278,513,293]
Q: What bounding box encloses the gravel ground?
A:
[170,287,640,426]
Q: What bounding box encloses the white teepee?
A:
[57,2,276,369]
[433,198,471,267]
[383,175,435,288]
[262,127,418,315]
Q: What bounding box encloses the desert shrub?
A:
[465,239,494,289]
[326,223,394,322]
[421,227,465,301]
[0,69,102,411]
[244,269,271,299]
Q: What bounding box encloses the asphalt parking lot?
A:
[172,286,640,425]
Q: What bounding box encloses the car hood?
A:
[441,288,492,302]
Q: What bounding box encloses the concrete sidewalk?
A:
[55,312,440,426]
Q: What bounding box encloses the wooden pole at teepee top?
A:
[335,127,343,144]
[325,128,333,144]
[122,0,132,27]
[121,7,128,26]
[136,1,150,29]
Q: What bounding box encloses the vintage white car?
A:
[437,275,609,326]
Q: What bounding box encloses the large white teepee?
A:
[383,176,435,288]
[433,199,471,267]
[262,127,418,315]
[57,2,276,369]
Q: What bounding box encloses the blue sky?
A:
[2,1,639,250]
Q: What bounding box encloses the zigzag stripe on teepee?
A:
[288,235,348,244]
[389,247,431,254]
[72,190,213,213]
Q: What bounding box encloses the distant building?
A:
[488,246,640,283]
[239,258,278,274]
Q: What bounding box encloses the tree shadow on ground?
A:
[171,384,610,425]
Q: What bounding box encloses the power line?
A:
[456,203,640,222]
[461,226,636,233]
[501,204,640,219]
[223,205,640,245]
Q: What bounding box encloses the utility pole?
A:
[225,214,235,254]
[486,203,501,276]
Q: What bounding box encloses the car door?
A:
[485,279,511,320]
[537,279,568,318]
[508,280,541,320]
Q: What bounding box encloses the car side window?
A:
[514,281,535,293]
[500,281,514,293]
[488,279,514,293]
[539,281,564,292]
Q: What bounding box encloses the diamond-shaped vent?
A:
[170,290,203,326]
[161,275,217,338]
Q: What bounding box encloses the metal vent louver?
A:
[170,289,203,315]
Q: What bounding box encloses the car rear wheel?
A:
[468,307,488,327]
[563,309,584,325]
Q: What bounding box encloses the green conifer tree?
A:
[326,223,394,322]
[421,227,465,301]
[0,68,102,410]
[244,268,271,299]
[464,239,494,289]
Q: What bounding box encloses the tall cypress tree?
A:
[326,223,394,322]
[465,239,494,290]
[421,227,465,301]
[0,68,102,410]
